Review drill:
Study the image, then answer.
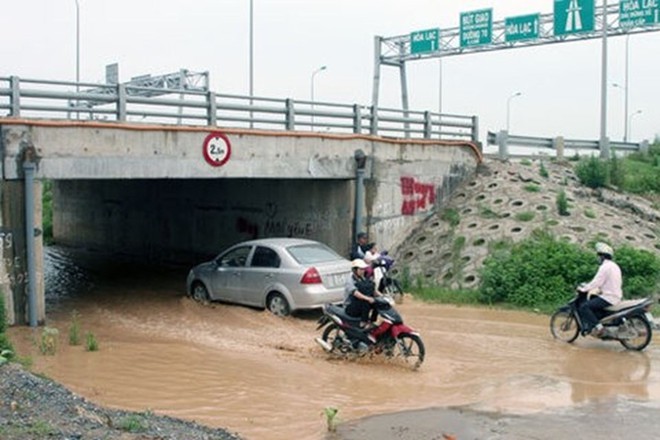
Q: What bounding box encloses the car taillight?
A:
[300,267,322,284]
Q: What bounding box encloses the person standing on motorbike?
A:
[345,259,382,326]
[350,232,369,260]
[577,242,623,336]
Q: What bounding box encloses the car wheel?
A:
[267,293,290,317]
[191,282,210,303]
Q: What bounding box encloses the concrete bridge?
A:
[0,77,482,326]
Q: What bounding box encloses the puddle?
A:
[8,247,660,439]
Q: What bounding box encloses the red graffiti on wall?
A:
[400,177,436,215]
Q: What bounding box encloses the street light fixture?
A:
[506,91,522,133]
[613,34,632,142]
[310,65,327,130]
[74,0,80,119]
[628,110,642,141]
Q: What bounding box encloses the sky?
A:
[2,0,659,148]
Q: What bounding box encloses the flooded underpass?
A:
[8,247,660,439]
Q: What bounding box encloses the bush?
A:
[609,153,626,188]
[440,208,460,227]
[479,231,595,309]
[614,246,660,297]
[575,156,608,189]
[556,189,569,216]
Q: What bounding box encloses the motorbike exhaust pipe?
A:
[315,337,333,352]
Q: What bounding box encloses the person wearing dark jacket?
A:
[350,232,369,260]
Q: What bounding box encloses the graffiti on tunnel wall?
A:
[400,177,436,216]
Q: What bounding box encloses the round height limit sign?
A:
[202,132,232,167]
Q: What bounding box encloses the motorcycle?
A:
[550,289,658,351]
[314,296,425,370]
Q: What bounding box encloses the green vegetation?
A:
[0,419,57,437]
[39,327,59,355]
[85,332,99,352]
[118,414,149,433]
[514,211,535,222]
[573,142,660,194]
[584,208,596,219]
[68,310,82,346]
[520,159,532,166]
[323,407,340,432]
[523,184,541,193]
[440,208,460,226]
[539,161,549,178]
[410,231,660,313]
[0,291,14,361]
[556,189,569,216]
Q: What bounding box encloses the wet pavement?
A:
[8,247,660,439]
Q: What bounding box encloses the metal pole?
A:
[249,0,254,128]
[23,156,38,327]
[353,150,367,241]
[623,34,630,142]
[506,92,521,133]
[599,0,609,158]
[438,58,443,138]
[75,0,80,120]
[310,65,326,130]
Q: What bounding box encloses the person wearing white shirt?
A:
[577,242,623,336]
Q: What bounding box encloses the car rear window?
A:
[287,244,342,265]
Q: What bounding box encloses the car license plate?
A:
[332,273,347,287]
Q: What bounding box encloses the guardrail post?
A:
[117,84,127,122]
[553,136,565,161]
[640,140,649,154]
[207,91,217,126]
[369,106,378,135]
[471,116,479,143]
[285,99,295,130]
[498,130,509,160]
[352,104,362,134]
[10,76,20,117]
[423,111,432,139]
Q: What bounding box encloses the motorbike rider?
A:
[350,232,369,260]
[577,242,623,336]
[345,259,382,327]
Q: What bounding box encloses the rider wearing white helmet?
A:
[577,242,623,336]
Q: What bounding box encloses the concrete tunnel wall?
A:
[53,178,354,264]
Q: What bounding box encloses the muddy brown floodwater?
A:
[8,249,660,440]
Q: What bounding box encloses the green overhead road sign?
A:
[620,0,660,28]
[410,28,440,54]
[505,14,541,42]
[554,0,595,36]
[460,9,493,47]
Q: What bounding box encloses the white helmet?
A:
[595,242,613,257]
[351,259,368,269]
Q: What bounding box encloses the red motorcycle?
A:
[315,297,425,370]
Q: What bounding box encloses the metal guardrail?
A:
[487,130,649,159]
[0,76,479,142]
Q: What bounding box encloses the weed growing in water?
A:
[39,327,59,355]
[323,407,339,432]
[85,332,99,352]
[68,310,81,346]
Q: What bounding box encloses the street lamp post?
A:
[249,0,254,128]
[628,110,642,141]
[75,0,80,119]
[506,91,522,133]
[310,65,327,130]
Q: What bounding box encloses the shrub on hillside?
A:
[575,156,608,189]
[615,246,660,297]
[480,231,595,308]
[479,232,660,310]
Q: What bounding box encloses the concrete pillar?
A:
[497,130,509,160]
[553,136,565,161]
[0,180,45,326]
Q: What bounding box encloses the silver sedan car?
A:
[186,238,351,316]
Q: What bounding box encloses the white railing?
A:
[0,76,479,143]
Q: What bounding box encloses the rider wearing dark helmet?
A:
[577,242,623,336]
